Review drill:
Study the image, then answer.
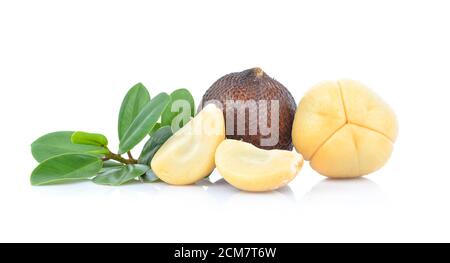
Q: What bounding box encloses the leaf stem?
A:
[105,148,137,164]
[127,151,134,160]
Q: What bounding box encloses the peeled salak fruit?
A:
[151,104,225,185]
[215,139,303,192]
[292,80,398,178]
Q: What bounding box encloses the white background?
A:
[0,0,449,242]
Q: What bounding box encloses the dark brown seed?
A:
[200,67,296,150]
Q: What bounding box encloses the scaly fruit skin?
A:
[151,104,225,185]
[215,139,303,192]
[292,80,398,178]
[201,68,296,150]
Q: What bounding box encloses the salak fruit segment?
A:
[292,79,398,178]
[215,139,303,192]
[151,104,225,185]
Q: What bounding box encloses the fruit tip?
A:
[253,67,264,77]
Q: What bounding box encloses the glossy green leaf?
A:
[31,131,109,163]
[141,169,160,182]
[30,153,102,185]
[118,83,150,140]
[138,126,172,165]
[118,92,170,154]
[71,131,108,147]
[161,89,195,131]
[102,160,124,168]
[93,164,149,186]
[148,122,161,136]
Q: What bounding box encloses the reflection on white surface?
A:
[28,175,387,222]
[20,175,415,242]
[30,177,298,208]
[204,179,297,205]
[302,177,388,209]
[29,176,384,208]
[148,178,297,206]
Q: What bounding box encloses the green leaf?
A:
[30,153,103,186]
[31,131,109,163]
[93,164,149,186]
[102,160,124,168]
[161,89,195,131]
[71,131,108,147]
[119,92,170,154]
[138,126,172,165]
[148,122,161,136]
[141,169,160,182]
[118,83,150,140]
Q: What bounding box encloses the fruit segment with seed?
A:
[215,139,303,192]
[151,104,225,185]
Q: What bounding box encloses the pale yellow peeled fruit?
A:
[292,80,398,178]
[215,139,304,192]
[151,104,225,185]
